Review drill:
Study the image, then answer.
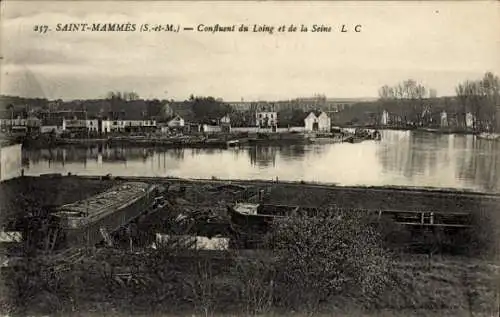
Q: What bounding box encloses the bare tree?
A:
[378,85,394,100]
[455,73,500,131]
[379,79,430,126]
[123,92,140,101]
[106,91,140,101]
[455,81,470,128]
[480,72,500,130]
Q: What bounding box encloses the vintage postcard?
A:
[0,1,499,316]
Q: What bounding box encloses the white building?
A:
[220,114,231,132]
[121,119,156,131]
[381,110,390,126]
[255,111,277,128]
[202,124,222,134]
[63,118,87,132]
[167,115,185,128]
[101,119,112,133]
[220,115,231,124]
[465,112,475,129]
[440,111,448,128]
[304,111,331,132]
[86,119,99,132]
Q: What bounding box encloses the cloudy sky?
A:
[1,1,499,101]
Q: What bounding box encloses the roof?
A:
[42,117,63,126]
[169,102,196,122]
[39,110,87,120]
[54,182,152,220]
[59,100,112,116]
[0,111,11,119]
[302,110,328,120]
[166,114,183,122]
[312,110,323,117]
[120,100,149,120]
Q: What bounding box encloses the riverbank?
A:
[20,131,372,149]
[2,175,499,249]
[2,175,498,217]
[1,175,499,316]
[337,123,489,134]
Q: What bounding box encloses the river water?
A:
[21,130,500,193]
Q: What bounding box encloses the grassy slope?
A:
[3,252,495,317]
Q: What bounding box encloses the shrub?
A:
[266,209,393,312]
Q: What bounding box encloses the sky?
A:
[1,1,499,101]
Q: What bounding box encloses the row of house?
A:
[1,104,333,135]
[0,110,158,135]
[159,110,332,133]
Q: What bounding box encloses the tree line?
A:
[455,72,499,130]
[378,72,499,131]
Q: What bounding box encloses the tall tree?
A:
[378,79,430,126]
[455,72,499,131]
[378,85,394,100]
[190,96,232,123]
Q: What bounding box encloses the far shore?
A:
[10,125,500,149]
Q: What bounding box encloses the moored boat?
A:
[227,202,472,235]
[477,133,500,141]
[343,128,381,143]
[226,139,240,147]
[50,182,163,249]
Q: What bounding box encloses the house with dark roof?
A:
[61,111,87,133]
[100,108,156,133]
[40,117,64,134]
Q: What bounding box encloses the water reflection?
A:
[377,130,499,192]
[249,146,278,167]
[22,131,500,193]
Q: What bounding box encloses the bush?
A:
[266,209,393,312]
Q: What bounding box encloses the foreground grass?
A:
[1,251,497,317]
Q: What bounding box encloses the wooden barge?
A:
[49,182,162,249]
[228,203,473,234]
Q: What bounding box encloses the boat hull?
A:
[228,203,472,235]
[477,133,500,141]
[54,185,159,249]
